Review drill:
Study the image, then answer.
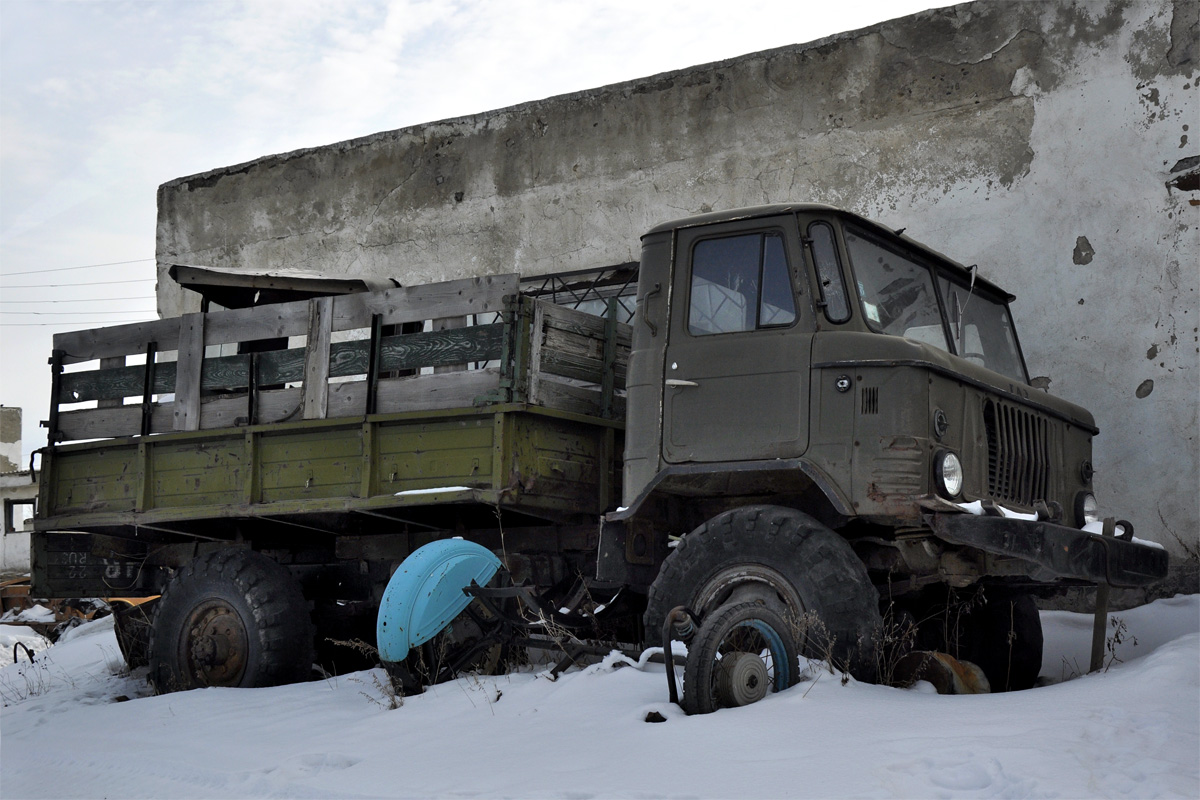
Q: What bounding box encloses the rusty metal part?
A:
[1089,517,1117,673]
[893,651,991,694]
[929,512,1167,587]
[181,598,250,686]
[111,597,158,669]
[662,605,697,706]
[0,577,31,615]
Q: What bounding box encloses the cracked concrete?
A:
[155,0,1197,557]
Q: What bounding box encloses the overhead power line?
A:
[0,295,155,304]
[0,258,155,277]
[1,319,156,327]
[0,278,157,289]
[0,310,157,316]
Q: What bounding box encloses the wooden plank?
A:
[98,357,125,408]
[302,297,333,419]
[433,316,468,374]
[61,362,175,403]
[535,378,628,418]
[202,297,311,346]
[331,274,518,331]
[540,348,621,386]
[173,313,206,431]
[253,387,304,425]
[57,406,142,440]
[326,370,502,419]
[527,302,546,405]
[53,317,181,365]
[328,325,505,377]
[57,402,174,441]
[375,369,501,415]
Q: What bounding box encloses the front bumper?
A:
[929,513,1168,588]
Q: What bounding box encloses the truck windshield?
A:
[844,226,1028,383]
[939,278,1027,382]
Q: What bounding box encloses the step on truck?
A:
[32,203,1168,712]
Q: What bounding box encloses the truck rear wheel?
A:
[645,505,881,681]
[148,549,314,693]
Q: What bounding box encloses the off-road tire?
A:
[645,505,882,681]
[963,593,1043,691]
[148,549,314,693]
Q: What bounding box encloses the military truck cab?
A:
[608,206,1165,690]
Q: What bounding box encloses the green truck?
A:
[32,204,1167,713]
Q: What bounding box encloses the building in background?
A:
[153,0,1197,556]
[1,407,37,573]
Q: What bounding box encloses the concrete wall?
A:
[0,407,21,474]
[1,408,35,573]
[0,470,35,573]
[156,0,1198,556]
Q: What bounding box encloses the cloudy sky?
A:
[0,0,936,458]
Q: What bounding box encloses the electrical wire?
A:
[0,278,156,288]
[1,320,155,327]
[0,258,154,277]
[0,296,154,304]
[0,310,157,316]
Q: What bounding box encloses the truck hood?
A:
[810,331,1098,434]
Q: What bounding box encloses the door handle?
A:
[665,379,699,388]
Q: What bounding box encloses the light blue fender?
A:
[376,539,501,664]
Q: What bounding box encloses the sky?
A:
[0,0,939,461]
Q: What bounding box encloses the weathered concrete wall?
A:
[0,471,36,573]
[0,407,21,474]
[157,0,1198,555]
[1,408,34,573]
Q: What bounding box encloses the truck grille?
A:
[983,399,1056,506]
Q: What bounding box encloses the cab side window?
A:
[688,232,796,335]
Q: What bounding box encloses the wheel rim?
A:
[694,564,807,624]
[715,651,770,706]
[181,599,249,686]
[687,605,797,713]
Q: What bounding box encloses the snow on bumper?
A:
[929,512,1169,588]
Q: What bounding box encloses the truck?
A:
[31,203,1168,713]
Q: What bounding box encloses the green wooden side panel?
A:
[150,439,247,508]
[259,429,365,503]
[48,447,139,515]
[40,406,620,531]
[374,418,496,495]
[510,415,607,514]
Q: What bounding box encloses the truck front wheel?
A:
[148,549,314,693]
[645,505,882,681]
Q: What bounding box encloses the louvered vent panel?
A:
[983,399,1056,506]
[861,387,879,415]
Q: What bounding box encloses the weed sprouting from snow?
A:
[0,653,73,706]
[351,670,404,711]
[99,644,130,677]
[1104,616,1137,671]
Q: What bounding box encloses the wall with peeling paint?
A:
[156,0,1198,555]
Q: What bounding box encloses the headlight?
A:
[1075,492,1099,526]
[935,451,964,498]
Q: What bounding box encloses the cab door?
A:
[662,216,814,464]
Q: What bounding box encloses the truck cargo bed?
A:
[36,274,630,542]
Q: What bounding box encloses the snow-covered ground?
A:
[2,595,1197,799]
